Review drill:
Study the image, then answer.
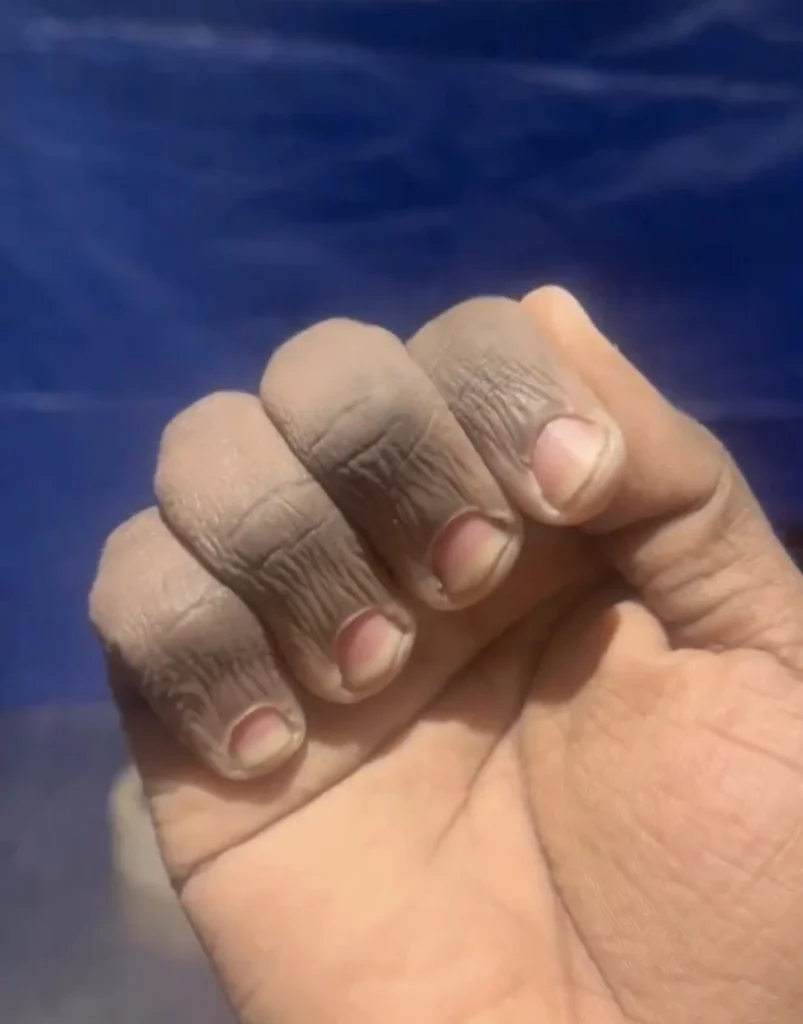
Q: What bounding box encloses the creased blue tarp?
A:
[3,1,803,706]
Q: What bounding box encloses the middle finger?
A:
[259,318,522,610]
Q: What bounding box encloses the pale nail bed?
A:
[229,707,296,771]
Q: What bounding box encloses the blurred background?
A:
[3,1,803,1020]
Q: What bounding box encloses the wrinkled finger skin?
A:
[90,297,623,781]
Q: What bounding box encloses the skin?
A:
[90,287,803,1024]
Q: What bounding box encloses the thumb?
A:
[523,286,803,670]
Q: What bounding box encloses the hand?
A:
[91,288,803,1024]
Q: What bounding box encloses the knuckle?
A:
[230,488,380,618]
[413,295,518,354]
[91,513,285,735]
[260,319,396,400]
[441,294,519,327]
[139,591,288,734]
[227,479,336,570]
[155,392,265,513]
[90,509,160,631]
[294,316,369,342]
[102,507,161,555]
[264,513,361,590]
[303,316,373,339]
[307,388,393,455]
[91,511,236,679]
[412,297,565,436]
[146,591,230,679]
[309,398,436,491]
[104,578,249,701]
[158,391,256,465]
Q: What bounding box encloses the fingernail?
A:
[336,610,413,693]
[431,513,518,598]
[531,417,610,512]
[229,707,297,772]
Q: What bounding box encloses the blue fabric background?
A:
[3,0,803,706]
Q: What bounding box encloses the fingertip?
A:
[529,414,627,525]
[226,707,306,779]
[424,511,523,610]
[433,513,519,595]
[334,609,415,698]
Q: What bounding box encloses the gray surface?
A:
[0,704,233,1023]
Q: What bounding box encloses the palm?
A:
[131,525,803,1024]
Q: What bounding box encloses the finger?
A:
[407,296,627,525]
[259,318,522,610]
[89,509,306,779]
[523,286,803,666]
[155,391,415,702]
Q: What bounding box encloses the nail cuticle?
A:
[228,705,298,772]
[335,607,414,694]
[529,416,614,515]
[429,509,520,600]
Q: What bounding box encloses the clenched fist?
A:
[90,288,803,1024]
